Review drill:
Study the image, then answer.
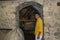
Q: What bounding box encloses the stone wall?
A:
[0,0,60,40]
[0,1,16,29]
[44,0,60,40]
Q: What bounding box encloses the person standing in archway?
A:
[34,13,43,40]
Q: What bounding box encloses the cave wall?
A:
[0,0,60,40]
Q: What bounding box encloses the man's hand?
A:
[37,32,41,39]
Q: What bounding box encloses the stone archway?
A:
[16,1,44,40]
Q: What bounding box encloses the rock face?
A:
[4,28,24,40]
[0,0,60,40]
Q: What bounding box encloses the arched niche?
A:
[16,1,43,27]
[16,1,44,40]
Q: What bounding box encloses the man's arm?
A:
[37,32,41,39]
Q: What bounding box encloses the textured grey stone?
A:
[0,0,60,40]
[4,28,24,40]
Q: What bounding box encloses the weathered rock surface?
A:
[0,0,60,40]
[4,28,24,40]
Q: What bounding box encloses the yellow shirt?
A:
[34,17,43,36]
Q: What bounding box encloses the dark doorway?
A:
[19,5,37,40]
[19,5,42,40]
[16,1,43,40]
